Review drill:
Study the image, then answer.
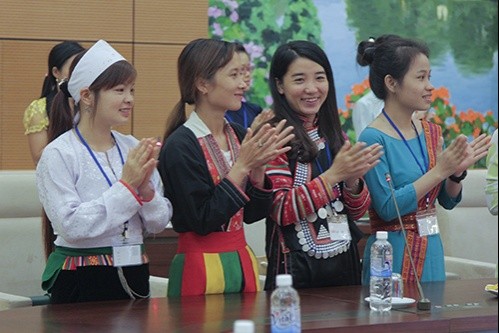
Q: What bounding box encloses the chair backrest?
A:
[0,170,45,297]
[437,169,498,264]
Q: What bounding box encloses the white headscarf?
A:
[68,40,125,104]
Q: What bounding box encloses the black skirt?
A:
[50,264,150,304]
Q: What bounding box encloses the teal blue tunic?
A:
[359,127,461,285]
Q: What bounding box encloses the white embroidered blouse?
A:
[36,129,172,249]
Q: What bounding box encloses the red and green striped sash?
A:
[167,229,260,296]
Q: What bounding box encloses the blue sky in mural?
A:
[315,0,498,119]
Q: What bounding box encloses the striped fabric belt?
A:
[177,229,246,253]
[62,253,149,270]
[369,210,418,233]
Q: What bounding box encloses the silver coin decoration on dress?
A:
[306,213,318,223]
[332,200,344,212]
[317,207,327,219]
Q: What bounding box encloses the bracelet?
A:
[332,183,341,199]
[119,179,143,205]
[448,170,467,184]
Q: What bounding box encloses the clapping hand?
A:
[250,109,275,133]
[323,141,383,186]
[230,119,294,186]
[121,138,161,201]
[237,119,294,170]
[437,134,491,177]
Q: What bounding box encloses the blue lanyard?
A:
[225,104,248,128]
[314,141,342,203]
[314,142,332,174]
[382,109,428,175]
[75,126,124,187]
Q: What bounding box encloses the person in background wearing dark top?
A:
[158,38,294,297]
[225,42,274,131]
[357,35,491,285]
[23,41,85,164]
[263,40,383,290]
[37,40,172,303]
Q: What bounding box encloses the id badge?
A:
[113,244,142,267]
[416,207,439,237]
[328,214,351,241]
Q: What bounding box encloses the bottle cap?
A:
[276,274,292,287]
[233,319,255,333]
[376,231,388,240]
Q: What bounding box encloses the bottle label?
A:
[271,306,301,333]
[370,255,392,277]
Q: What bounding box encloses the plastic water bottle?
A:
[233,319,255,333]
[369,231,393,312]
[270,274,301,332]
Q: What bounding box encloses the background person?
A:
[23,41,84,164]
[352,90,384,140]
[485,128,498,216]
[485,128,498,278]
[224,42,266,130]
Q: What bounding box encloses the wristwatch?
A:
[448,170,467,183]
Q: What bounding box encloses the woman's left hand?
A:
[136,137,162,201]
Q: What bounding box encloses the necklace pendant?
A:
[317,207,328,219]
[332,200,344,212]
[306,213,318,223]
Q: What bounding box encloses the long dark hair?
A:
[162,38,237,141]
[269,40,344,163]
[40,41,84,118]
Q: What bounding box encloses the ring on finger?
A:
[258,141,264,148]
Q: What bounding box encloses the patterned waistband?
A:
[369,210,418,233]
[62,253,149,270]
[177,229,246,253]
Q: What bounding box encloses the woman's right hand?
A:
[323,141,383,185]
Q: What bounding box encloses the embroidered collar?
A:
[183,111,230,139]
[297,114,318,130]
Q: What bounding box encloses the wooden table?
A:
[0,278,496,332]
